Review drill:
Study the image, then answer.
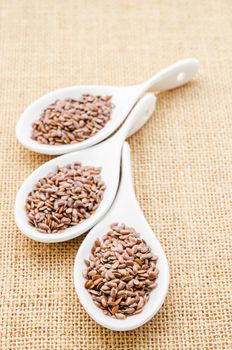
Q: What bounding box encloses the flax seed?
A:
[31,94,113,145]
[25,162,105,233]
[83,223,159,318]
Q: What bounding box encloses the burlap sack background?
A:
[0,0,231,349]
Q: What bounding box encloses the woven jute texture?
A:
[0,0,231,349]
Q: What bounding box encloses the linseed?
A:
[25,162,105,233]
[31,94,113,145]
[83,223,159,318]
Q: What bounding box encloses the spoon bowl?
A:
[14,94,156,243]
[16,58,199,155]
[74,142,170,331]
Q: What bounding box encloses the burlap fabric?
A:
[0,0,231,349]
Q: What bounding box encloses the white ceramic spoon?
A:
[74,142,169,331]
[16,58,199,155]
[14,94,156,243]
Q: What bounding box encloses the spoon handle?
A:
[117,142,137,203]
[114,93,156,142]
[111,142,147,221]
[141,58,199,93]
